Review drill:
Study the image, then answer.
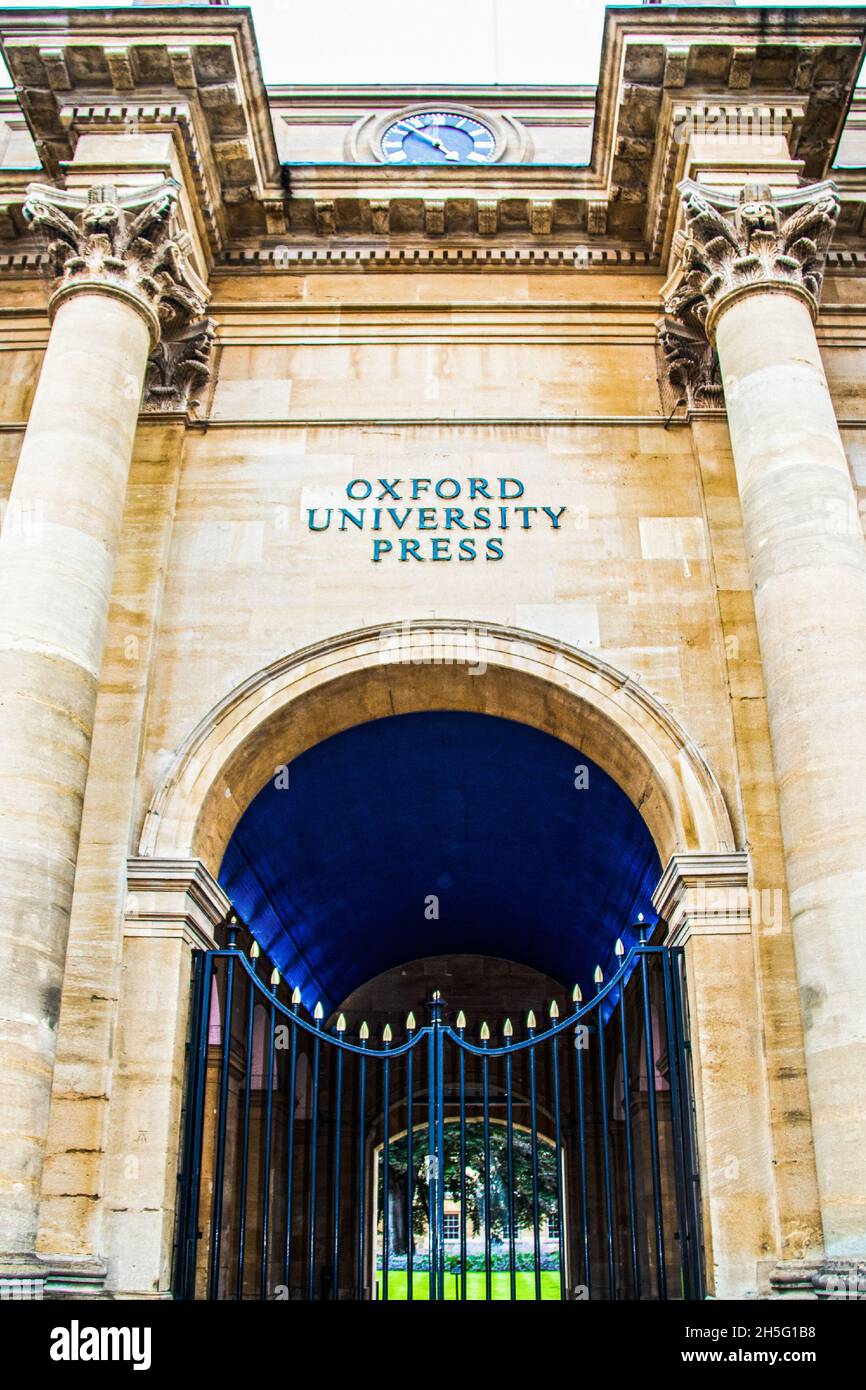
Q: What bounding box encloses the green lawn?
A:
[377,1270,562,1300]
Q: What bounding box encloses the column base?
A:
[0,1252,108,1300]
[811,1260,866,1300]
[762,1259,866,1299]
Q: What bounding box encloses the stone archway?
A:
[139,619,735,871]
[113,621,780,1302]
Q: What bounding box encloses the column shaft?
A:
[0,289,150,1261]
[715,287,866,1257]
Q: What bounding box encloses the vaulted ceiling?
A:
[219,710,660,1014]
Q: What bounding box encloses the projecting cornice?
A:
[0,7,864,259]
[0,6,282,255]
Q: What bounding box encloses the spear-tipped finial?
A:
[433,989,441,1001]
[480,1021,490,1042]
[291,986,301,1008]
[359,1021,369,1041]
[573,983,583,1005]
[314,1001,324,1022]
[527,1009,537,1030]
[250,940,260,959]
[456,1010,466,1031]
[615,938,625,958]
[503,1018,513,1038]
[594,965,604,987]
[336,1013,346,1033]
[549,1000,559,1020]
[270,967,281,986]
[406,1011,416,1032]
[383,1023,392,1044]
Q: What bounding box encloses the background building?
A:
[0,3,865,1301]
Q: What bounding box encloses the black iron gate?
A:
[174,921,704,1300]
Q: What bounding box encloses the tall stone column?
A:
[664,180,866,1278]
[0,180,208,1275]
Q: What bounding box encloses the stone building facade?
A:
[0,3,865,1300]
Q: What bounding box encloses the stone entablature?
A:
[0,8,863,257]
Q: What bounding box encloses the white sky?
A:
[0,2,861,86]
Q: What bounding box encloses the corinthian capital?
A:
[22,179,209,346]
[665,179,840,344]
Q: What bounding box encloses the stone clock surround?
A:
[348,101,529,165]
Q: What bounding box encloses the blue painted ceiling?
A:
[219,711,660,1014]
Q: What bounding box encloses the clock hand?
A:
[401,124,461,161]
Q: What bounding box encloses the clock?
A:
[380,111,497,166]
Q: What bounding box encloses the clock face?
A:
[380,112,497,166]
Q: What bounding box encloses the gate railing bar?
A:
[208,940,237,1300]
[671,953,706,1301]
[615,938,641,1299]
[434,997,446,1301]
[236,959,255,1299]
[596,971,617,1299]
[261,993,276,1299]
[356,1025,368,1300]
[173,947,210,1300]
[457,1011,468,1302]
[481,1024,492,1301]
[307,1007,322,1301]
[405,1013,414,1301]
[550,1002,566,1302]
[574,986,591,1299]
[426,1006,436,1301]
[282,988,299,1294]
[382,1027,391,1301]
[660,947,693,1301]
[527,1011,542,1301]
[504,1021,516,1301]
[639,930,667,1299]
[331,1013,345,1300]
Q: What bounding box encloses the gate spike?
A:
[249,940,260,960]
[503,1018,513,1038]
[291,986,301,1009]
[456,1010,466,1032]
[336,1013,346,1033]
[594,965,604,987]
[480,1021,490,1042]
[406,1011,416,1032]
[572,983,582,1005]
[270,967,281,986]
[549,1000,559,1020]
[359,1021,369,1041]
[527,1009,537,1031]
[383,1023,392,1043]
[615,938,625,958]
[314,1001,324,1022]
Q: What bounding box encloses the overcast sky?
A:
[0,1,859,86]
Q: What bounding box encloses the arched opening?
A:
[217,711,662,1011]
[173,690,706,1301]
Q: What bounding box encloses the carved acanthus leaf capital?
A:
[143,315,216,415]
[22,178,209,345]
[665,178,840,344]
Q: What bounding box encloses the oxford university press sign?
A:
[306,476,567,562]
